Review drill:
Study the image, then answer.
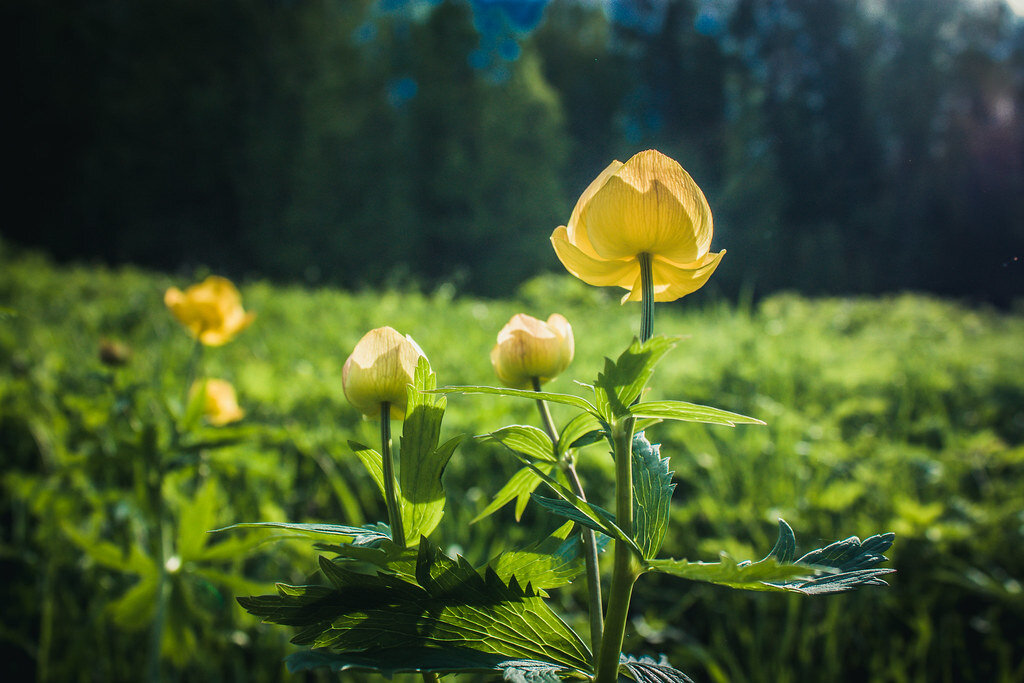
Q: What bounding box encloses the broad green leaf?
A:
[239,542,593,674]
[433,385,599,415]
[194,566,275,597]
[593,337,678,420]
[485,425,557,462]
[399,357,462,543]
[487,524,589,592]
[177,479,221,561]
[286,647,571,681]
[348,440,386,499]
[213,522,389,546]
[631,432,674,559]
[471,466,546,523]
[108,574,159,629]
[61,524,155,575]
[556,412,606,457]
[620,655,694,683]
[645,519,896,595]
[630,400,765,426]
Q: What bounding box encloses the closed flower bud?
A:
[491,313,574,389]
[165,276,255,346]
[551,149,725,303]
[343,327,426,420]
[191,379,245,426]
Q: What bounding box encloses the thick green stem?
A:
[380,402,405,548]
[147,467,169,683]
[594,420,639,683]
[595,252,655,682]
[532,379,605,658]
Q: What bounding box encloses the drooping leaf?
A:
[285,647,571,681]
[433,385,599,415]
[620,654,694,683]
[631,432,675,559]
[212,522,389,546]
[485,425,557,462]
[630,400,765,427]
[348,440,386,499]
[399,357,462,543]
[531,494,642,558]
[238,541,593,674]
[556,412,607,457]
[593,337,678,421]
[471,466,547,523]
[645,519,896,595]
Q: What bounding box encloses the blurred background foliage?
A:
[5,0,1023,302]
[1,246,1022,681]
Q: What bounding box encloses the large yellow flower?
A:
[550,149,725,302]
[164,276,255,346]
[491,313,574,389]
[342,327,426,420]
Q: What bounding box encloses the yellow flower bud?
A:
[490,313,574,389]
[342,327,426,420]
[164,276,255,346]
[550,149,725,303]
[191,378,245,426]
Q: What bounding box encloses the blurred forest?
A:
[6,0,1024,303]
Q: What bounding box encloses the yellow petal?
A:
[551,226,637,289]
[491,313,575,388]
[342,327,425,419]
[621,250,726,303]
[581,150,713,265]
[565,160,623,259]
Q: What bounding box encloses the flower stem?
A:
[380,402,405,548]
[638,253,654,343]
[595,252,655,682]
[531,377,604,658]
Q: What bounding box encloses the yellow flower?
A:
[491,313,574,389]
[192,378,245,426]
[343,327,426,420]
[164,276,255,346]
[550,149,725,303]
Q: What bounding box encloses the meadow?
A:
[2,242,1022,682]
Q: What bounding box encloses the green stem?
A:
[531,377,604,659]
[595,252,655,682]
[380,402,405,548]
[147,466,169,683]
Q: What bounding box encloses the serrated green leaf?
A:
[645,519,896,595]
[286,647,572,680]
[239,542,593,674]
[348,440,386,499]
[620,654,694,683]
[399,357,462,543]
[630,400,765,426]
[433,385,599,415]
[487,526,592,592]
[530,494,642,558]
[593,337,678,420]
[557,412,607,457]
[471,466,546,523]
[631,432,674,559]
[486,425,557,462]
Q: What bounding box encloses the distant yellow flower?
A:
[192,378,245,426]
[164,276,255,346]
[550,149,725,303]
[491,313,574,389]
[343,327,426,420]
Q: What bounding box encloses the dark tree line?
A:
[6,0,1023,303]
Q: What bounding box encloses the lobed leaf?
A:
[348,440,386,499]
[631,432,675,559]
[630,400,765,426]
[593,337,678,421]
[556,412,607,457]
[620,654,695,683]
[485,425,557,462]
[471,465,548,524]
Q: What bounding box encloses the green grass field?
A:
[2,243,1022,682]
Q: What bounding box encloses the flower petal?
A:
[551,225,637,288]
[582,150,713,265]
[566,160,623,259]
